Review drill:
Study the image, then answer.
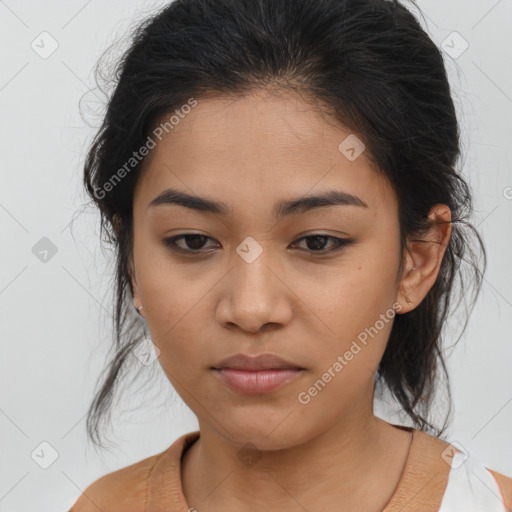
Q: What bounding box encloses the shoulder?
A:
[389,426,512,512]
[486,466,512,511]
[68,452,162,512]
[68,431,200,512]
[439,449,512,512]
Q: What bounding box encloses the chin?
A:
[215,416,308,452]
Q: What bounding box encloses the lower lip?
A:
[213,368,303,394]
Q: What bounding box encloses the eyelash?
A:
[162,233,354,256]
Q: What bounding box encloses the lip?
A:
[211,352,304,371]
[211,352,305,394]
[213,368,304,394]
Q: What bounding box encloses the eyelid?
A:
[292,234,353,252]
[162,232,354,256]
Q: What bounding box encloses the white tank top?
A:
[439,451,509,511]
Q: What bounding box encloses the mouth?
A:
[210,352,305,394]
[212,367,304,394]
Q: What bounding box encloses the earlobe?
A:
[132,277,145,318]
[131,269,143,310]
[397,204,452,313]
[127,254,144,316]
[113,213,144,314]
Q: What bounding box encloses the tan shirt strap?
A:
[384,429,453,512]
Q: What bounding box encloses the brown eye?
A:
[291,234,355,254]
[162,233,354,256]
[163,234,217,252]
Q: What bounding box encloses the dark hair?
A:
[82,0,486,449]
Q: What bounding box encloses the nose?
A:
[215,251,294,333]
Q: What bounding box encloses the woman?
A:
[70,0,512,510]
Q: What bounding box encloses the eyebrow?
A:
[149,188,369,220]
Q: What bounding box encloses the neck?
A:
[181,409,412,512]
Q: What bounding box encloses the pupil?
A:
[186,235,207,249]
[307,235,327,251]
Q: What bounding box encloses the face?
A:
[129,89,408,450]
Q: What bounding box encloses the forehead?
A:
[134,90,396,218]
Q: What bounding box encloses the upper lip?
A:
[211,352,304,371]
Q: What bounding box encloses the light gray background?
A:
[0,1,511,510]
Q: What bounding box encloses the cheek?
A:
[301,243,400,377]
[296,287,397,420]
[305,253,399,334]
[133,255,208,371]
[134,235,206,325]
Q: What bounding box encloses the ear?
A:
[114,213,144,316]
[397,204,452,313]
[130,261,143,313]
[128,248,144,316]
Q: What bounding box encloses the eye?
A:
[290,234,355,254]
[162,233,354,256]
[162,234,218,253]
